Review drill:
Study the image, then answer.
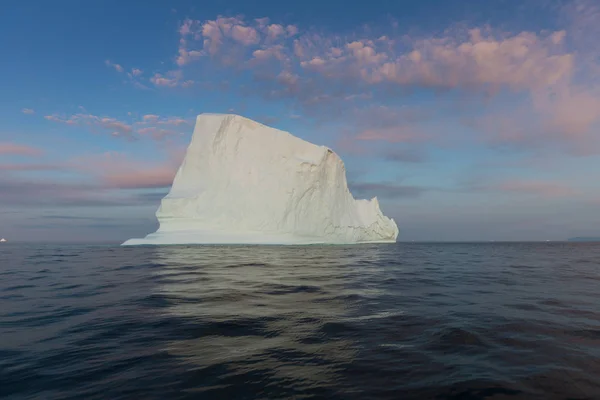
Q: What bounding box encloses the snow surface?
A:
[122,114,399,245]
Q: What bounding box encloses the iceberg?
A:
[122,114,398,245]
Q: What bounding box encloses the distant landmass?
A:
[567,237,600,242]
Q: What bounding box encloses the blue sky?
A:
[1,0,599,242]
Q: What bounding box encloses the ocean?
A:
[1,242,599,399]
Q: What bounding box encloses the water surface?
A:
[1,243,599,399]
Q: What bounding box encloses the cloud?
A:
[73,150,184,190]
[231,25,260,45]
[0,177,167,208]
[356,127,423,143]
[465,85,600,154]
[173,17,572,95]
[495,180,578,197]
[135,114,192,139]
[137,127,180,140]
[105,60,147,88]
[44,109,192,141]
[266,24,285,40]
[0,143,43,156]
[362,29,573,92]
[0,175,121,207]
[143,114,159,123]
[105,59,124,73]
[124,10,600,154]
[0,163,63,171]
[349,182,428,199]
[21,108,35,114]
[384,148,427,163]
[150,70,194,88]
[0,147,185,209]
[45,113,134,138]
[341,105,431,146]
[461,177,578,197]
[139,114,190,126]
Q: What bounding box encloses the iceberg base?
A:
[122,230,397,246]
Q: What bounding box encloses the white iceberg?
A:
[122,114,398,245]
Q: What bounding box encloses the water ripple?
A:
[1,242,599,399]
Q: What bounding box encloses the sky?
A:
[1,0,600,242]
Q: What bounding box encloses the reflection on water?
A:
[152,245,390,389]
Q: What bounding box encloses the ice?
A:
[122,114,399,245]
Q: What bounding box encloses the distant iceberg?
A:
[122,114,399,245]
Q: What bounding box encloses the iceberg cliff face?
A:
[122,114,398,245]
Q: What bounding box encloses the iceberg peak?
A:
[122,113,399,245]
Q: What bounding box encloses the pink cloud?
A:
[167,16,575,98]
[266,24,285,40]
[104,167,176,189]
[137,127,180,140]
[151,73,177,87]
[356,128,423,143]
[538,88,600,138]
[21,108,35,115]
[494,180,577,197]
[139,114,191,126]
[351,29,574,93]
[231,25,260,45]
[180,17,573,96]
[251,45,287,62]
[0,163,63,171]
[143,114,160,122]
[131,68,143,76]
[77,151,183,190]
[199,17,249,56]
[100,118,132,136]
[179,18,200,36]
[104,59,124,73]
[134,114,192,139]
[150,69,194,87]
[150,70,193,88]
[146,14,599,154]
[0,143,44,157]
[176,47,203,66]
[467,83,600,154]
[255,17,270,28]
[45,109,192,141]
[45,113,133,138]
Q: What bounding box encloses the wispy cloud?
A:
[349,182,429,199]
[0,175,168,208]
[460,177,578,198]
[44,109,192,141]
[72,149,184,190]
[0,147,185,209]
[104,59,124,73]
[493,180,578,197]
[150,70,194,88]
[45,113,134,139]
[0,163,63,171]
[384,148,427,163]
[0,142,44,157]
[21,108,35,115]
[105,60,148,88]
